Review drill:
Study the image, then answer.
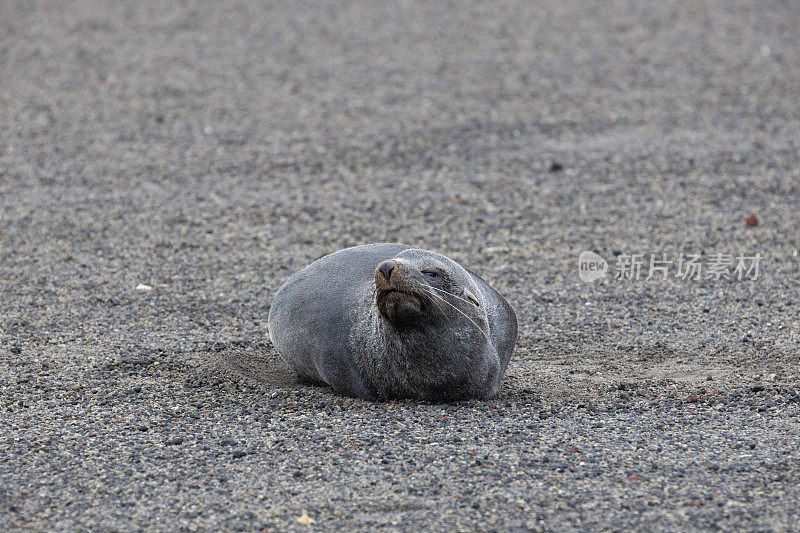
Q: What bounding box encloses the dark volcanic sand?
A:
[2,1,799,531]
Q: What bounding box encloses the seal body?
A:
[267,243,517,401]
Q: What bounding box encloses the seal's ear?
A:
[464,288,480,306]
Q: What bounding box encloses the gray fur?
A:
[267,243,517,401]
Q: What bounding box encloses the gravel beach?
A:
[2,1,800,530]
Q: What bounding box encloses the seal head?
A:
[374,251,483,329]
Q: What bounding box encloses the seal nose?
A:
[377,260,396,281]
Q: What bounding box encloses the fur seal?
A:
[267,243,517,401]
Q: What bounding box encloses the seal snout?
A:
[377,260,396,281]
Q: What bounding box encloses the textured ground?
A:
[2,1,800,531]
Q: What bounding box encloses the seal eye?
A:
[421,270,439,279]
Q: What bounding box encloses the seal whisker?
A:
[421,287,491,344]
[417,288,447,316]
[426,285,479,308]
